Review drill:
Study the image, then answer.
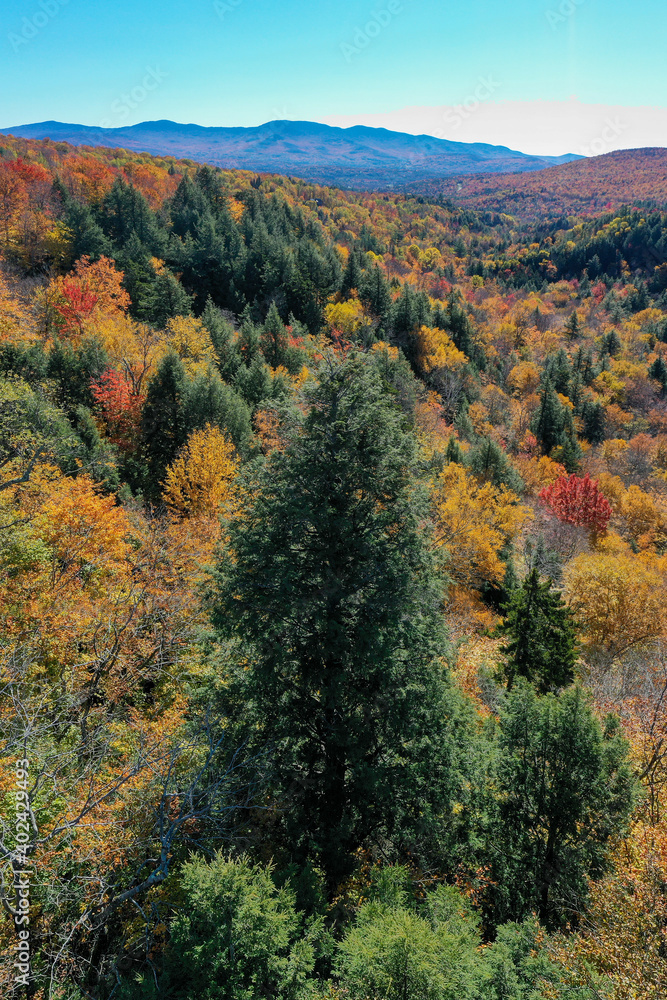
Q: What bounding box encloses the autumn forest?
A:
[1,133,667,998]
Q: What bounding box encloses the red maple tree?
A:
[91,369,145,454]
[539,473,613,538]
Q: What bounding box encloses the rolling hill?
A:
[405,147,667,219]
[3,118,580,191]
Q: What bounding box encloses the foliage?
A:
[488,684,636,929]
[213,354,453,887]
[119,854,319,1000]
[163,424,239,518]
[497,569,578,693]
[539,474,612,539]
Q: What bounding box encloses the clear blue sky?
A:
[0,0,664,130]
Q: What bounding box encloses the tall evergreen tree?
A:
[341,250,363,297]
[261,302,288,369]
[531,378,566,455]
[140,351,187,497]
[489,685,635,928]
[213,355,454,888]
[359,264,392,321]
[467,437,524,493]
[497,569,577,694]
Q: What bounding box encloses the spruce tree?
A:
[359,263,392,320]
[650,356,667,395]
[489,685,635,928]
[531,378,565,455]
[582,399,606,444]
[467,437,524,493]
[261,302,288,369]
[140,351,187,497]
[213,354,453,888]
[341,251,363,297]
[564,313,581,339]
[497,569,578,694]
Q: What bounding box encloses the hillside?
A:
[2,133,667,998]
[406,147,667,219]
[4,118,580,190]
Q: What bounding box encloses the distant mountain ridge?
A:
[403,147,667,219]
[3,119,581,190]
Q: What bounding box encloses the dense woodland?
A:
[1,134,667,998]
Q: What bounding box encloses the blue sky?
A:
[1,0,665,154]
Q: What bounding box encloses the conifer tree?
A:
[565,312,581,339]
[214,355,453,887]
[498,569,577,694]
[261,302,288,369]
[341,251,363,297]
[140,351,187,496]
[531,378,565,455]
[359,263,392,320]
[489,685,635,928]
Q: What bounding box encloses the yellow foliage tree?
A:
[507,361,541,397]
[0,272,32,343]
[163,425,239,518]
[431,462,532,591]
[565,548,667,661]
[514,454,567,495]
[620,485,664,548]
[416,325,468,374]
[324,299,365,337]
[165,315,216,376]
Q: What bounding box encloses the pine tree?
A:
[341,251,363,297]
[582,399,606,443]
[214,354,453,888]
[140,351,187,497]
[201,297,242,382]
[467,437,524,493]
[359,264,392,320]
[565,313,581,339]
[489,685,635,928]
[531,378,565,455]
[497,569,578,694]
[261,302,288,369]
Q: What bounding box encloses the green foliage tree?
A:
[140,350,187,496]
[120,854,318,1000]
[359,263,392,320]
[183,369,253,456]
[467,437,524,493]
[261,301,289,368]
[582,399,606,444]
[335,886,483,1000]
[202,297,242,382]
[214,354,453,887]
[488,684,636,929]
[341,250,363,297]
[531,378,581,470]
[497,569,578,693]
[565,313,581,340]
